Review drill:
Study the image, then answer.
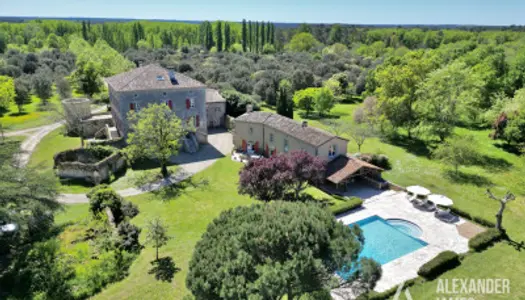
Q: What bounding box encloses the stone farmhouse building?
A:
[233,111,348,161]
[233,110,385,191]
[105,64,225,152]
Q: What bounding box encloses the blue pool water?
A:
[351,215,427,265]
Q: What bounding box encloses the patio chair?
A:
[434,209,459,223]
[412,199,437,212]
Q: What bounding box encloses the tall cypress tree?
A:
[242,19,247,52]
[266,21,271,45]
[260,21,266,47]
[206,22,214,50]
[216,21,223,51]
[255,21,259,53]
[81,21,88,41]
[224,23,231,51]
[248,20,253,52]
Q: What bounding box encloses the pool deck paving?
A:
[331,189,470,298]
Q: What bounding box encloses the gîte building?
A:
[104,64,226,152]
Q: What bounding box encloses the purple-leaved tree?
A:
[238,151,326,201]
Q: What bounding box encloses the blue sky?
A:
[0,0,523,25]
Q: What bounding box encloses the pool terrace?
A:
[333,189,470,295]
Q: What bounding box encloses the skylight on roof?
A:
[156,75,165,81]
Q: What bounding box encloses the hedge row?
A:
[330,196,364,215]
[448,206,495,228]
[468,228,503,251]
[417,251,460,279]
[356,278,419,300]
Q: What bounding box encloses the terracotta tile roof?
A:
[105,64,205,92]
[235,111,344,146]
[326,155,383,184]
[206,88,226,103]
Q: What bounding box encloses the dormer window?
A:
[157,75,165,81]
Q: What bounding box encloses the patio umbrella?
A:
[406,185,431,196]
[428,194,454,207]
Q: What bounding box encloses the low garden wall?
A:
[54,147,127,185]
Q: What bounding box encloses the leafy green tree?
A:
[314,87,335,116]
[328,24,343,45]
[25,239,74,300]
[416,61,483,140]
[248,20,253,51]
[0,75,15,109]
[375,64,419,138]
[56,77,72,100]
[503,111,525,145]
[287,32,320,52]
[145,218,171,261]
[32,69,53,105]
[126,104,187,178]
[187,201,372,299]
[293,87,317,117]
[433,135,480,174]
[347,124,375,152]
[215,21,223,52]
[13,78,30,113]
[255,21,259,52]
[73,61,102,98]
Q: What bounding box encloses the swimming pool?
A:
[351,215,427,265]
[387,218,424,238]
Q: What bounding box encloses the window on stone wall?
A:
[328,144,337,158]
[284,139,289,153]
[190,98,195,108]
[269,133,274,143]
[249,127,253,135]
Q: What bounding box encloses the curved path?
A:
[9,117,233,204]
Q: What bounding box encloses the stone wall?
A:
[54,148,127,185]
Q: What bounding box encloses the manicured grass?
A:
[56,158,346,299]
[0,95,60,131]
[266,103,525,298]
[394,244,525,300]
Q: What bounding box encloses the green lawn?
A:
[265,103,525,299]
[0,95,61,131]
[55,157,350,299]
[54,102,525,299]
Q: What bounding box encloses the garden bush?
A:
[330,196,363,215]
[417,251,460,279]
[468,228,503,251]
[73,250,135,299]
[448,207,496,227]
[115,221,142,253]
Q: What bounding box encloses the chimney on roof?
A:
[302,120,308,128]
[246,104,253,113]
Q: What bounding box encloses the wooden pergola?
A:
[325,155,384,190]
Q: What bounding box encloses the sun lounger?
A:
[412,199,437,212]
[434,209,459,223]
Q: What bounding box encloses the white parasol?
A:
[428,194,454,207]
[406,185,431,196]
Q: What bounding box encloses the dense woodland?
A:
[2,18,525,299]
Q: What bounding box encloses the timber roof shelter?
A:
[326,155,384,185]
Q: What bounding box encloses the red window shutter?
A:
[167,100,173,110]
[186,98,190,109]
[254,141,259,153]
[129,103,135,110]
[196,115,200,127]
[242,140,247,152]
[265,145,269,156]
